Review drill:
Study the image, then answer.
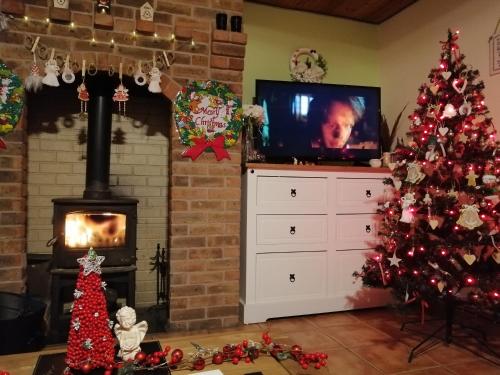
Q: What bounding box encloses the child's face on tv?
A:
[321,101,356,148]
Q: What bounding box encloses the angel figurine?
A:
[114,306,148,361]
[400,192,416,224]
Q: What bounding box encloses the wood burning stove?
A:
[50,93,137,269]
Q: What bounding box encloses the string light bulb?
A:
[190,38,196,49]
[110,38,115,47]
[70,21,75,29]
[45,18,50,24]
[24,16,29,22]
[170,33,176,41]
[132,30,137,37]
[90,36,96,46]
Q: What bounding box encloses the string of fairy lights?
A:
[19,13,199,74]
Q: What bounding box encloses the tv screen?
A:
[255,80,381,163]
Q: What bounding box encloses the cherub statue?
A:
[114,306,148,361]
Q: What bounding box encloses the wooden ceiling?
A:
[246,0,418,24]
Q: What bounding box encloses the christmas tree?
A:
[65,248,115,373]
[358,30,499,314]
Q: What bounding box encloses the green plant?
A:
[380,104,408,152]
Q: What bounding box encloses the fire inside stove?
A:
[65,212,126,248]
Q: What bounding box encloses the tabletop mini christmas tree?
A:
[357,30,499,314]
[65,248,115,373]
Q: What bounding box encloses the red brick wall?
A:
[0,125,27,294]
[0,0,245,329]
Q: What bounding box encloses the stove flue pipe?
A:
[83,94,112,199]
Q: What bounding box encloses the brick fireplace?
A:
[0,0,246,331]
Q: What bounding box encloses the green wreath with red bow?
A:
[174,80,243,161]
[0,61,24,149]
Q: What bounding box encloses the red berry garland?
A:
[112,331,328,372]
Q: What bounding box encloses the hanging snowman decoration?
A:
[148,53,162,93]
[113,63,129,116]
[42,48,60,87]
[77,60,89,118]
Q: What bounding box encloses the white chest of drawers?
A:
[240,164,393,324]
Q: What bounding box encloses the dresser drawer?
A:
[255,251,327,302]
[256,214,327,246]
[256,176,327,213]
[335,249,374,294]
[335,178,385,213]
[335,214,380,250]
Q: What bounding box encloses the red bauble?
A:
[135,352,146,362]
[0,372,10,375]
[291,344,302,356]
[192,357,205,371]
[301,362,309,370]
[245,356,251,363]
[242,339,248,348]
[104,371,112,375]
[80,363,92,373]
[231,356,240,365]
[171,348,183,362]
[212,352,224,365]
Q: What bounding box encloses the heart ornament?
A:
[388,162,397,171]
[437,280,446,293]
[438,127,449,136]
[441,71,452,80]
[430,85,439,95]
[463,253,476,265]
[471,115,485,125]
[429,218,439,230]
[452,78,467,94]
[394,179,402,191]
[492,251,500,264]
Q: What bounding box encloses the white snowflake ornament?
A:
[72,317,80,331]
[73,289,83,299]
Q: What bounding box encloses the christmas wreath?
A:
[0,61,24,149]
[174,80,243,161]
[290,48,328,83]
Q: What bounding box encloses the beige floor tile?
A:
[445,359,500,374]
[420,343,484,366]
[275,329,343,351]
[260,316,318,334]
[322,322,393,348]
[393,366,454,374]
[306,311,359,328]
[350,340,440,374]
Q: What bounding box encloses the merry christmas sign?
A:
[174,80,242,161]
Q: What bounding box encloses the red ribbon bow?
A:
[440,33,461,62]
[182,135,230,161]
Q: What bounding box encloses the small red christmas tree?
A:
[65,248,115,372]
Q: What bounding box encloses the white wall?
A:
[379,0,500,139]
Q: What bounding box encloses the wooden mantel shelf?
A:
[245,163,390,174]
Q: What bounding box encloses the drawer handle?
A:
[290,188,297,197]
[365,225,372,233]
[365,189,372,198]
[290,226,296,235]
[289,274,295,283]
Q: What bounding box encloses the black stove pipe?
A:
[83,94,112,199]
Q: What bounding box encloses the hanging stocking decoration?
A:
[77,60,90,118]
[148,53,162,93]
[113,63,129,116]
[25,37,43,93]
[134,60,147,86]
[42,48,60,87]
[61,54,75,84]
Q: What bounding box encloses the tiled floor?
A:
[153,306,499,375]
[1,306,498,375]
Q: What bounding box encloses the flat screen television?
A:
[254,79,381,163]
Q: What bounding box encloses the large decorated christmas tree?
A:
[358,30,499,314]
[65,249,115,373]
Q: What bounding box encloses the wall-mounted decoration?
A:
[289,48,328,83]
[489,19,500,76]
[174,81,242,161]
[0,61,24,149]
[140,2,154,22]
[53,0,69,9]
[96,0,111,14]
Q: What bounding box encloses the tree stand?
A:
[401,297,499,364]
